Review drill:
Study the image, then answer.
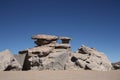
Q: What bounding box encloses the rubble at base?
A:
[0,34,113,71]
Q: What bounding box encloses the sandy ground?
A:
[0,70,120,80]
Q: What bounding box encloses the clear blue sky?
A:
[0,0,120,62]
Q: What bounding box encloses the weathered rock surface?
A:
[0,49,22,71]
[40,50,70,70]
[32,34,59,46]
[72,45,113,71]
[0,34,113,71]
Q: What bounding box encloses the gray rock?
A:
[72,53,89,61]
[40,50,70,70]
[21,49,71,71]
[14,53,27,69]
[0,49,22,71]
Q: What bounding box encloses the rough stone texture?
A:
[72,45,113,71]
[40,50,69,70]
[21,49,71,71]
[19,34,73,71]
[0,34,113,71]
[0,49,22,71]
[18,34,113,71]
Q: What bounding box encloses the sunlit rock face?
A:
[0,49,22,71]
[71,45,112,71]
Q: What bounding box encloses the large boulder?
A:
[72,45,112,71]
[22,49,71,70]
[40,50,70,70]
[0,49,22,71]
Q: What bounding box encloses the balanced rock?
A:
[32,34,58,40]
[59,36,71,44]
[0,49,22,71]
[32,34,58,46]
[16,34,113,71]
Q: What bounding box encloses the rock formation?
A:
[0,34,113,71]
[0,49,21,71]
[18,34,71,70]
[71,45,112,71]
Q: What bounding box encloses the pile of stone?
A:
[0,34,113,71]
[71,45,112,71]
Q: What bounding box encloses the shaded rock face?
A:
[40,50,70,70]
[72,45,112,71]
[112,61,120,70]
[0,50,22,71]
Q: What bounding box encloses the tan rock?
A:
[74,45,113,71]
[32,34,58,40]
[0,49,22,71]
[59,36,71,44]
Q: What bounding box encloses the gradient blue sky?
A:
[0,0,120,62]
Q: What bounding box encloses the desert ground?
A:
[0,70,120,80]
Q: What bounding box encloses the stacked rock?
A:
[32,34,58,46]
[55,36,71,50]
[71,45,113,71]
[18,34,72,70]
